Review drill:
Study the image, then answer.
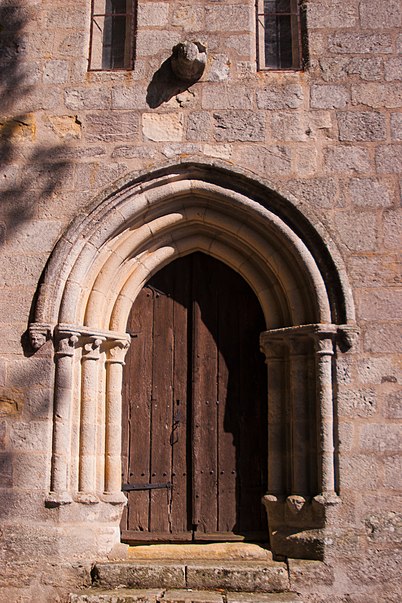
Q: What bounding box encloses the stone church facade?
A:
[0,1,401,601]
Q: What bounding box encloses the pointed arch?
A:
[30,160,357,559]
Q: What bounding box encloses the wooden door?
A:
[121,253,267,543]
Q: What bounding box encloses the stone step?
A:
[92,560,289,593]
[69,588,302,603]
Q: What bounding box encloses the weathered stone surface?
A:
[348,177,392,207]
[375,145,402,173]
[307,1,358,29]
[185,562,289,593]
[351,83,402,108]
[328,33,393,54]
[338,387,377,418]
[205,6,252,32]
[94,563,186,589]
[85,112,139,143]
[142,113,184,142]
[360,424,402,453]
[213,111,265,142]
[138,3,169,27]
[311,85,349,109]
[390,113,402,140]
[325,146,371,174]
[257,86,303,110]
[359,0,401,29]
[364,323,402,353]
[337,111,386,141]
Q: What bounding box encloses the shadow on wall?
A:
[0,4,75,514]
[0,2,73,245]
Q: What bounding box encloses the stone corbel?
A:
[337,324,360,352]
[171,40,207,81]
[28,322,52,351]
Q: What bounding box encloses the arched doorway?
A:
[29,161,357,559]
[120,253,268,543]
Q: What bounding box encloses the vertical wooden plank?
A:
[192,254,219,535]
[217,260,238,534]
[170,256,191,533]
[149,266,175,533]
[123,286,154,534]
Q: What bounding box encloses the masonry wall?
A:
[0,1,401,602]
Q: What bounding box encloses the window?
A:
[257,0,302,70]
[89,0,136,70]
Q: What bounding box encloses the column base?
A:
[263,494,341,560]
[101,491,128,505]
[45,492,73,507]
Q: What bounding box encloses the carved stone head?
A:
[28,324,51,351]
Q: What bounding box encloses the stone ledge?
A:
[93,561,289,593]
[69,589,303,603]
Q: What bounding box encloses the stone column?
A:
[260,334,287,497]
[288,335,309,497]
[313,328,336,496]
[77,336,104,503]
[103,338,130,503]
[47,328,80,505]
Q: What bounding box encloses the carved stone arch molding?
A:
[29,160,357,559]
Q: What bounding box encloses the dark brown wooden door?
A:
[121,253,267,543]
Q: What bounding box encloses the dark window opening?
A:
[257,0,302,70]
[89,0,136,71]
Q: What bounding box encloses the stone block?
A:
[262,146,292,176]
[142,113,184,142]
[337,111,386,142]
[384,455,402,489]
[365,511,402,544]
[356,356,400,385]
[383,210,402,251]
[286,178,339,209]
[10,420,50,452]
[0,253,47,287]
[111,86,148,110]
[356,289,402,321]
[348,178,392,207]
[46,7,88,29]
[46,115,82,140]
[185,562,289,593]
[288,559,334,589]
[257,85,304,110]
[58,32,87,57]
[135,30,181,57]
[325,146,371,174]
[11,451,50,489]
[328,33,393,54]
[94,562,186,589]
[226,595,301,603]
[337,421,355,452]
[43,59,69,84]
[311,85,349,109]
[338,387,377,418]
[213,111,265,142]
[164,590,224,603]
[352,83,402,108]
[207,55,230,82]
[0,452,12,487]
[385,391,402,419]
[339,454,382,490]
[292,145,318,176]
[85,112,139,143]
[390,113,402,140]
[205,6,252,32]
[0,289,34,324]
[385,57,402,82]
[226,35,253,57]
[201,85,254,110]
[307,1,358,29]
[376,145,402,174]
[65,87,111,111]
[70,589,163,602]
[137,3,169,27]
[172,7,205,32]
[363,322,402,353]
[360,424,402,453]
[359,0,401,29]
[204,144,232,160]
[319,57,384,83]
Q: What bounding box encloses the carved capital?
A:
[337,324,360,352]
[82,337,104,361]
[105,338,130,365]
[55,329,80,358]
[259,332,286,361]
[29,323,52,351]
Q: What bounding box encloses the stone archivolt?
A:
[29,161,357,559]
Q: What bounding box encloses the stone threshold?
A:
[127,543,272,562]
